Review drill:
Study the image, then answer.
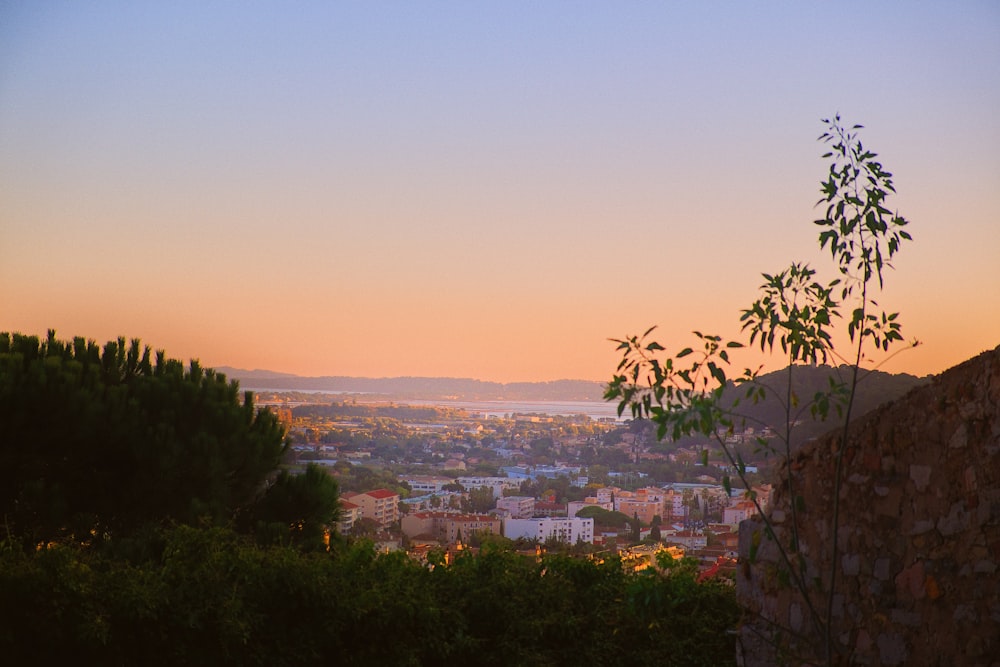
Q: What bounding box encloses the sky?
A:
[2,2,998,383]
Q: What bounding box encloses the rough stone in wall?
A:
[737,346,1000,667]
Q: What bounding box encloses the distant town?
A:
[257,390,777,577]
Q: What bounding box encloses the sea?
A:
[402,399,622,421]
[250,387,622,421]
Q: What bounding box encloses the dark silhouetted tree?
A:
[0,331,286,545]
[248,463,341,551]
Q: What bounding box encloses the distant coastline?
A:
[360,398,620,420]
[218,367,607,402]
[222,363,928,430]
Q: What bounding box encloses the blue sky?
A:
[2,2,998,381]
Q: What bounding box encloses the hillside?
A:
[217,368,607,401]
[720,364,927,449]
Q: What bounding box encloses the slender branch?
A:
[825,121,870,665]
[712,432,826,641]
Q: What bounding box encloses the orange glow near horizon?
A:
[2,4,998,384]
[5,300,994,384]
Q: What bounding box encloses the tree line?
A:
[1,525,738,666]
[0,330,738,665]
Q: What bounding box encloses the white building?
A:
[595,487,619,505]
[496,495,535,518]
[723,499,758,527]
[336,499,363,535]
[663,489,686,519]
[456,476,522,498]
[400,475,454,494]
[341,489,400,528]
[504,517,595,544]
[661,529,707,549]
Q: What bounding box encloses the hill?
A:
[721,364,928,448]
[219,365,926,436]
[216,368,608,401]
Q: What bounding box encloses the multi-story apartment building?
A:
[661,528,707,549]
[636,486,667,506]
[336,498,363,534]
[456,476,522,498]
[399,475,453,494]
[722,499,757,527]
[496,495,535,518]
[343,489,400,528]
[594,487,619,505]
[532,501,566,517]
[663,488,686,520]
[617,497,662,525]
[504,517,594,544]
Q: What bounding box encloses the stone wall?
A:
[737,346,1000,666]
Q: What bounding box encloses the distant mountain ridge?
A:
[215,368,607,401]
[216,365,927,407]
[217,368,299,379]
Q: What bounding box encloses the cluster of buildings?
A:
[335,478,772,562]
[337,486,596,547]
[398,511,595,547]
[269,397,779,580]
[405,474,522,498]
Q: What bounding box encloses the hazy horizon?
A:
[218,361,937,384]
[3,3,998,384]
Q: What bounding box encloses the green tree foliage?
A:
[332,461,409,496]
[247,463,341,551]
[574,505,632,528]
[351,517,380,539]
[0,331,286,544]
[0,527,738,666]
[466,485,497,513]
[627,512,641,542]
[649,514,662,542]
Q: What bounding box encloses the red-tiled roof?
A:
[365,488,399,499]
[728,500,756,510]
[534,502,566,510]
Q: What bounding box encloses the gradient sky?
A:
[2,2,998,383]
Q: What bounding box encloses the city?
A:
[263,392,775,577]
[5,3,995,663]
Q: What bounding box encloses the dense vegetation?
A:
[0,331,287,545]
[1,330,739,665]
[0,527,738,666]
